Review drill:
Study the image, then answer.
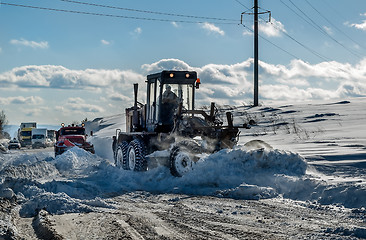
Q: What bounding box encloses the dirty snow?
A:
[1,98,366,239]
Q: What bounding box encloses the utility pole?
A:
[254,0,259,106]
[241,2,271,107]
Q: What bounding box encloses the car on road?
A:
[8,139,21,150]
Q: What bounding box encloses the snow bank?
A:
[0,137,364,217]
[1,98,366,217]
[54,147,101,175]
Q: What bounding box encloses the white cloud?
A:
[2,58,366,125]
[200,22,225,36]
[0,96,43,105]
[10,38,49,49]
[24,106,49,117]
[323,26,333,35]
[55,98,105,114]
[141,58,192,73]
[0,65,144,90]
[144,58,366,103]
[110,93,131,102]
[135,27,142,34]
[67,97,85,104]
[349,14,366,31]
[259,18,286,37]
[171,22,179,28]
[242,29,253,36]
[350,20,366,31]
[101,39,111,45]
[130,27,142,37]
[3,58,364,105]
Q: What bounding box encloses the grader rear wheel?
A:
[115,141,129,169]
[126,139,147,171]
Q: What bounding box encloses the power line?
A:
[268,19,331,61]
[60,0,238,23]
[280,0,321,34]
[235,0,330,61]
[304,0,364,49]
[233,0,251,11]
[286,0,362,59]
[238,1,330,61]
[241,24,300,59]
[0,2,238,25]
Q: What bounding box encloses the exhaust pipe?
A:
[226,112,234,128]
[209,102,216,122]
[133,83,139,130]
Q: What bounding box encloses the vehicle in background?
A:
[18,122,37,147]
[8,139,21,150]
[31,128,48,149]
[54,123,95,156]
[47,130,57,147]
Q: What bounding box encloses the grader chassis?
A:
[112,70,240,177]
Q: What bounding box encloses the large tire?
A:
[115,141,129,169]
[169,140,202,177]
[126,139,147,171]
[244,140,272,150]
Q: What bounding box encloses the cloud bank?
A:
[1,58,365,123]
[1,59,366,106]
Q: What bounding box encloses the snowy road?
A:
[1,98,366,239]
[1,145,365,239]
[3,188,366,239]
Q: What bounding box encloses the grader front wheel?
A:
[170,145,194,177]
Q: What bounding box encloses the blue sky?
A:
[1,0,366,125]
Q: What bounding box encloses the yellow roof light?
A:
[169,73,174,78]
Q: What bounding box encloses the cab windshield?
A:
[161,84,193,110]
[32,134,45,139]
[61,128,85,135]
[21,131,32,137]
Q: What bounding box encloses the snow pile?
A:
[183,146,307,199]
[1,98,366,217]
[54,147,101,175]
[1,145,313,216]
[0,136,364,217]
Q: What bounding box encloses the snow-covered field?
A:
[1,98,365,239]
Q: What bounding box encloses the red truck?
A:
[54,123,95,156]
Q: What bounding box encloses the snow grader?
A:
[112,70,240,177]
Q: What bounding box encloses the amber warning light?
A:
[196,78,201,89]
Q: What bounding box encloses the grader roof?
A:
[146,70,197,85]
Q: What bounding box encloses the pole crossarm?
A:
[241,10,271,24]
